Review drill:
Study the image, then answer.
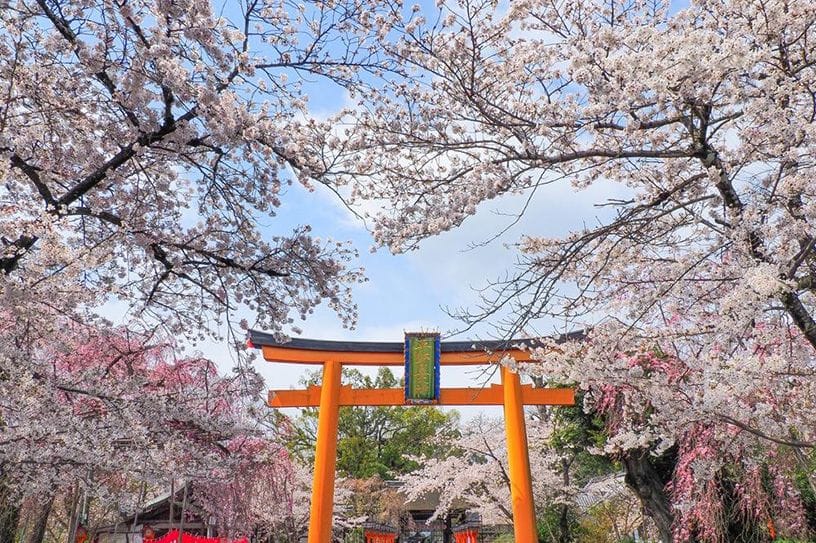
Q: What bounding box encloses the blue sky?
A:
[238,166,626,418]
[200,0,634,417]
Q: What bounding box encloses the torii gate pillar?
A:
[308,360,342,543]
[502,365,537,543]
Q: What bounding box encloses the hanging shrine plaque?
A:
[404,332,440,404]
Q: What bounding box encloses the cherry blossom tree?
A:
[329,0,816,540]
[334,477,408,531]
[0,0,392,535]
[399,415,571,526]
[194,436,312,541]
[7,0,816,540]
[0,321,268,537]
[0,0,395,345]
[530,342,816,542]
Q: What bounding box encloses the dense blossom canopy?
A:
[0,0,389,536]
[399,416,569,524]
[4,0,816,540]
[328,0,816,540]
[0,0,392,341]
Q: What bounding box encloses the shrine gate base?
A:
[249,333,575,543]
[453,526,479,543]
[363,524,397,543]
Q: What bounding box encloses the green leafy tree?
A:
[531,380,618,543]
[286,367,460,479]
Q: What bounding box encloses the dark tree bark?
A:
[0,473,21,543]
[557,503,570,543]
[24,495,54,543]
[558,458,572,543]
[622,449,676,543]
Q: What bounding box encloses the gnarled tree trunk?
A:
[621,449,675,543]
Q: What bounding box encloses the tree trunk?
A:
[558,458,571,543]
[67,486,80,543]
[24,495,54,543]
[0,473,22,543]
[557,504,570,543]
[0,506,20,543]
[622,449,675,543]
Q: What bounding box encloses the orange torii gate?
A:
[249,331,578,543]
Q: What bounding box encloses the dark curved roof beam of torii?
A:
[247,329,585,366]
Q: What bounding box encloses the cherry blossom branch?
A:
[718,415,816,449]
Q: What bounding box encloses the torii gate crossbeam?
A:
[249,331,578,543]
